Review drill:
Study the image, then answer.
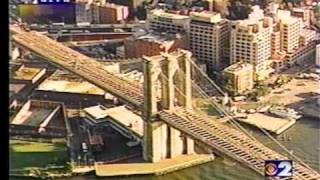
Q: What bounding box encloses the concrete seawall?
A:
[95,154,214,177]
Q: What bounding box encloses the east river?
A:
[73,117,320,180]
[11,118,319,180]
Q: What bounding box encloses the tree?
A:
[256,84,270,97]
[274,75,292,87]
[223,78,237,96]
[65,162,73,173]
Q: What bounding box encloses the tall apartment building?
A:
[107,0,147,19]
[189,11,230,72]
[75,1,92,23]
[316,44,320,67]
[276,10,302,53]
[77,0,129,24]
[223,62,254,95]
[99,3,129,24]
[271,30,281,58]
[291,7,311,28]
[91,3,100,23]
[230,17,273,80]
[147,9,191,34]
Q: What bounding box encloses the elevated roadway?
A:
[29,23,137,33]
[48,32,133,42]
[10,27,320,180]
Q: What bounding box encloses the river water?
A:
[69,117,319,180]
[11,118,319,180]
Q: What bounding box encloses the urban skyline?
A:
[9,0,320,179]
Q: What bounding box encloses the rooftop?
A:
[224,62,253,73]
[276,10,300,24]
[237,5,264,26]
[10,100,61,127]
[84,105,143,137]
[37,70,105,95]
[12,66,42,81]
[38,80,105,95]
[136,32,183,44]
[150,9,190,20]
[84,105,109,120]
[292,7,312,12]
[105,106,143,137]
[10,83,26,95]
[190,11,222,23]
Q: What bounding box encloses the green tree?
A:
[65,162,73,173]
[256,84,270,97]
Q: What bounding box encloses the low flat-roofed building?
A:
[11,64,47,84]
[124,30,188,58]
[9,83,29,108]
[34,70,112,107]
[223,62,254,95]
[10,100,67,138]
[83,105,143,140]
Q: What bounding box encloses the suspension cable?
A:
[186,59,316,171]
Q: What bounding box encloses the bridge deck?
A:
[159,109,320,180]
[12,31,144,107]
[11,27,320,180]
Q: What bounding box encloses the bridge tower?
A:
[143,49,194,162]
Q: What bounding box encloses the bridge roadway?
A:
[11,28,320,180]
[29,23,137,32]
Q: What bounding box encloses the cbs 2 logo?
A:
[277,161,293,177]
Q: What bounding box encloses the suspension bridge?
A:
[10,25,320,180]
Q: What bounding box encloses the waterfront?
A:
[14,117,316,180]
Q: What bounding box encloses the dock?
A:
[94,154,214,177]
[236,113,296,135]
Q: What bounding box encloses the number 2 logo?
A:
[277,161,293,177]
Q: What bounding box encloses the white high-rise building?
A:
[276,10,302,53]
[147,9,191,34]
[189,11,230,71]
[316,44,320,67]
[230,7,273,80]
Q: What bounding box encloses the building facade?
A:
[75,2,92,23]
[124,31,188,58]
[271,30,281,58]
[291,7,311,28]
[189,11,230,72]
[75,0,129,24]
[99,3,129,24]
[230,17,273,80]
[147,9,191,34]
[316,44,320,67]
[223,63,254,95]
[107,0,147,19]
[277,10,302,53]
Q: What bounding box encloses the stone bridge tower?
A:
[142,49,194,162]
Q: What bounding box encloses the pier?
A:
[94,154,214,177]
[236,113,296,134]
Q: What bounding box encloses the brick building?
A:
[124,31,188,58]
